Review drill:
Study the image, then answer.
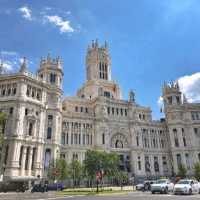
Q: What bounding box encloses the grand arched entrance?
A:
[111,133,131,172]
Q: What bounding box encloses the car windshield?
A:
[177,180,190,184]
[156,180,167,184]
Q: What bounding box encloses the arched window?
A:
[182,128,186,147]
[136,135,139,146]
[173,129,179,147]
[115,140,123,148]
[44,149,51,169]
[102,133,105,145]
[19,146,23,167]
[61,133,65,145]
[28,122,33,136]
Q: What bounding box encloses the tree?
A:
[178,164,187,178]
[69,159,83,187]
[194,162,200,181]
[47,158,69,182]
[115,171,128,190]
[84,150,120,187]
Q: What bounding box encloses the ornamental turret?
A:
[37,54,63,88]
[86,39,111,81]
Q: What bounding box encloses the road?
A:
[0,191,200,200]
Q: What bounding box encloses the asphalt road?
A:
[1,191,200,200]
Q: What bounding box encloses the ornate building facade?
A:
[0,40,200,182]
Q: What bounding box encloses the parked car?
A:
[174,179,200,195]
[0,181,28,193]
[136,180,155,191]
[47,183,64,191]
[151,179,174,194]
[31,180,48,193]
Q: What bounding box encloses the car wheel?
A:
[189,188,192,195]
[165,187,168,194]
[152,191,155,194]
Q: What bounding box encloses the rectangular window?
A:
[185,153,190,169]
[48,115,53,126]
[112,107,114,115]
[102,133,105,144]
[194,128,198,134]
[136,135,139,146]
[138,156,141,170]
[61,133,65,145]
[125,109,127,116]
[107,107,110,115]
[31,148,36,170]
[19,146,23,167]
[104,91,111,98]
[28,123,33,136]
[168,96,172,104]
[9,107,13,115]
[25,147,30,170]
[176,154,182,168]
[47,127,52,139]
[162,156,168,172]
[50,73,56,83]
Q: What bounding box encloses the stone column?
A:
[21,146,27,176]
[27,147,33,176]
[80,123,83,146]
[172,154,178,174]
[69,122,72,146]
[159,155,164,176]
[150,155,155,176]
[130,151,136,176]
[34,145,43,177]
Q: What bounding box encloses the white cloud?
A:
[44,7,52,11]
[178,73,200,103]
[0,51,17,56]
[18,6,32,21]
[45,15,74,33]
[157,96,163,106]
[0,59,14,71]
[0,51,24,73]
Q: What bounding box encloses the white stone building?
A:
[0,40,200,183]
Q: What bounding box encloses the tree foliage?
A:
[69,159,83,187]
[115,171,128,190]
[84,150,120,181]
[178,164,187,178]
[47,158,69,181]
[194,162,200,181]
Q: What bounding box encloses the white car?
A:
[174,179,200,195]
[151,179,174,194]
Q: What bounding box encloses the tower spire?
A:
[19,57,28,73]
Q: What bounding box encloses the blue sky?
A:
[1,0,200,119]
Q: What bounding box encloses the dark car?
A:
[31,183,48,193]
[47,183,64,191]
[0,181,28,193]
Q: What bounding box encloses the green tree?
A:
[69,159,83,187]
[47,158,69,182]
[115,170,128,190]
[178,164,187,178]
[84,150,120,187]
[194,162,200,181]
